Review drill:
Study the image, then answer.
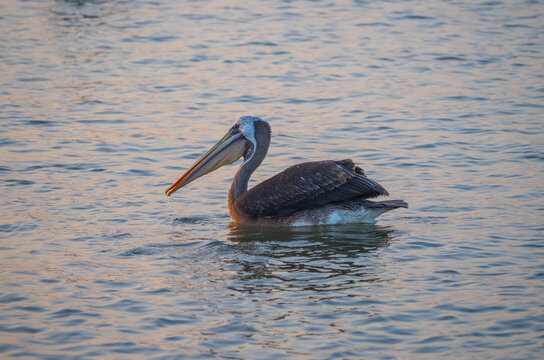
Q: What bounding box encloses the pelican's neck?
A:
[228,121,271,206]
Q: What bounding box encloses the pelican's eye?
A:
[229,125,241,136]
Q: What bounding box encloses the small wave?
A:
[356,22,392,27]
[173,215,211,224]
[435,56,465,61]
[235,41,278,47]
[0,325,42,334]
[401,15,434,20]
[399,216,447,224]
[23,120,56,126]
[16,77,48,82]
[2,179,35,186]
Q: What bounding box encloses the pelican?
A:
[166,116,407,226]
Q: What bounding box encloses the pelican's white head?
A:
[232,116,264,148]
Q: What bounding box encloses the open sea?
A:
[1,0,543,358]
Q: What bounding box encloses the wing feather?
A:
[234,159,389,218]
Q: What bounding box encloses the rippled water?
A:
[1,0,543,358]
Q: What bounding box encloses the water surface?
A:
[1,0,543,358]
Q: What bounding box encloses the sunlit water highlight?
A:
[1,0,543,358]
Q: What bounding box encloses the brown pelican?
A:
[166,116,407,226]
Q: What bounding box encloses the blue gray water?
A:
[1,0,543,358]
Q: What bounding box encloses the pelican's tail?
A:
[368,199,408,209]
[340,198,408,211]
[346,199,408,222]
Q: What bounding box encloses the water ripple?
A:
[0,0,542,358]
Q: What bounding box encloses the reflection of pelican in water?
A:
[166,116,407,226]
[225,223,397,292]
[228,222,395,253]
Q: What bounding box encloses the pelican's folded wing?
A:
[234,159,389,218]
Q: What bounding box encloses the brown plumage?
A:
[233,159,388,218]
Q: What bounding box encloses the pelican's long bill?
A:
[165,129,246,197]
